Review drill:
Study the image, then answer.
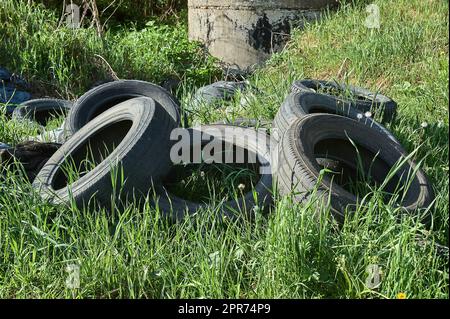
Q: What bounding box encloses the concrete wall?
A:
[188,0,338,70]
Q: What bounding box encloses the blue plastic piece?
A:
[0,142,10,150]
[0,67,11,81]
[0,86,31,105]
[1,67,31,108]
[9,74,29,88]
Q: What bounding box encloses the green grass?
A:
[0,0,219,99]
[0,0,448,298]
[164,163,259,203]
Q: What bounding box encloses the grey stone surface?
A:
[188,0,338,69]
[189,0,338,10]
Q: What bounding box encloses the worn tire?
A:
[33,97,178,209]
[194,81,247,105]
[272,92,401,148]
[65,80,183,136]
[0,141,60,182]
[13,98,72,126]
[275,114,434,224]
[155,125,273,221]
[292,79,397,123]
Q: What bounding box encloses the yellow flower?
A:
[397,292,407,299]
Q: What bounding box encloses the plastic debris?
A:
[0,67,11,81]
[0,142,10,150]
[0,67,32,112]
[0,87,32,105]
[28,126,66,144]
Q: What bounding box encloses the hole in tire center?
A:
[308,106,338,114]
[163,142,261,203]
[89,96,139,121]
[51,120,133,190]
[34,109,67,126]
[314,138,403,199]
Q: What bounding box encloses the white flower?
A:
[364,111,372,118]
[200,171,205,178]
[357,113,363,120]
[238,183,246,191]
[421,122,428,128]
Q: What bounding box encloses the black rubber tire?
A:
[275,114,434,224]
[13,98,73,126]
[291,79,397,123]
[65,80,183,136]
[194,81,247,105]
[272,92,402,149]
[155,125,273,221]
[0,141,60,182]
[33,97,178,209]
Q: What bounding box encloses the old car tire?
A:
[33,97,178,209]
[193,81,248,106]
[155,125,273,221]
[65,80,183,136]
[272,92,401,148]
[275,114,434,224]
[13,98,72,126]
[291,79,397,123]
[0,141,61,182]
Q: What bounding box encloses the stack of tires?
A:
[28,78,433,224]
[32,80,273,221]
[272,79,434,223]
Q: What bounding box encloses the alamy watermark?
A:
[365,264,381,289]
[65,263,80,289]
[65,3,80,29]
[169,126,272,175]
[365,4,381,29]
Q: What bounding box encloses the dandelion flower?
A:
[200,171,205,178]
[357,113,363,120]
[421,122,428,128]
[364,111,372,118]
[238,183,246,191]
[397,292,407,299]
